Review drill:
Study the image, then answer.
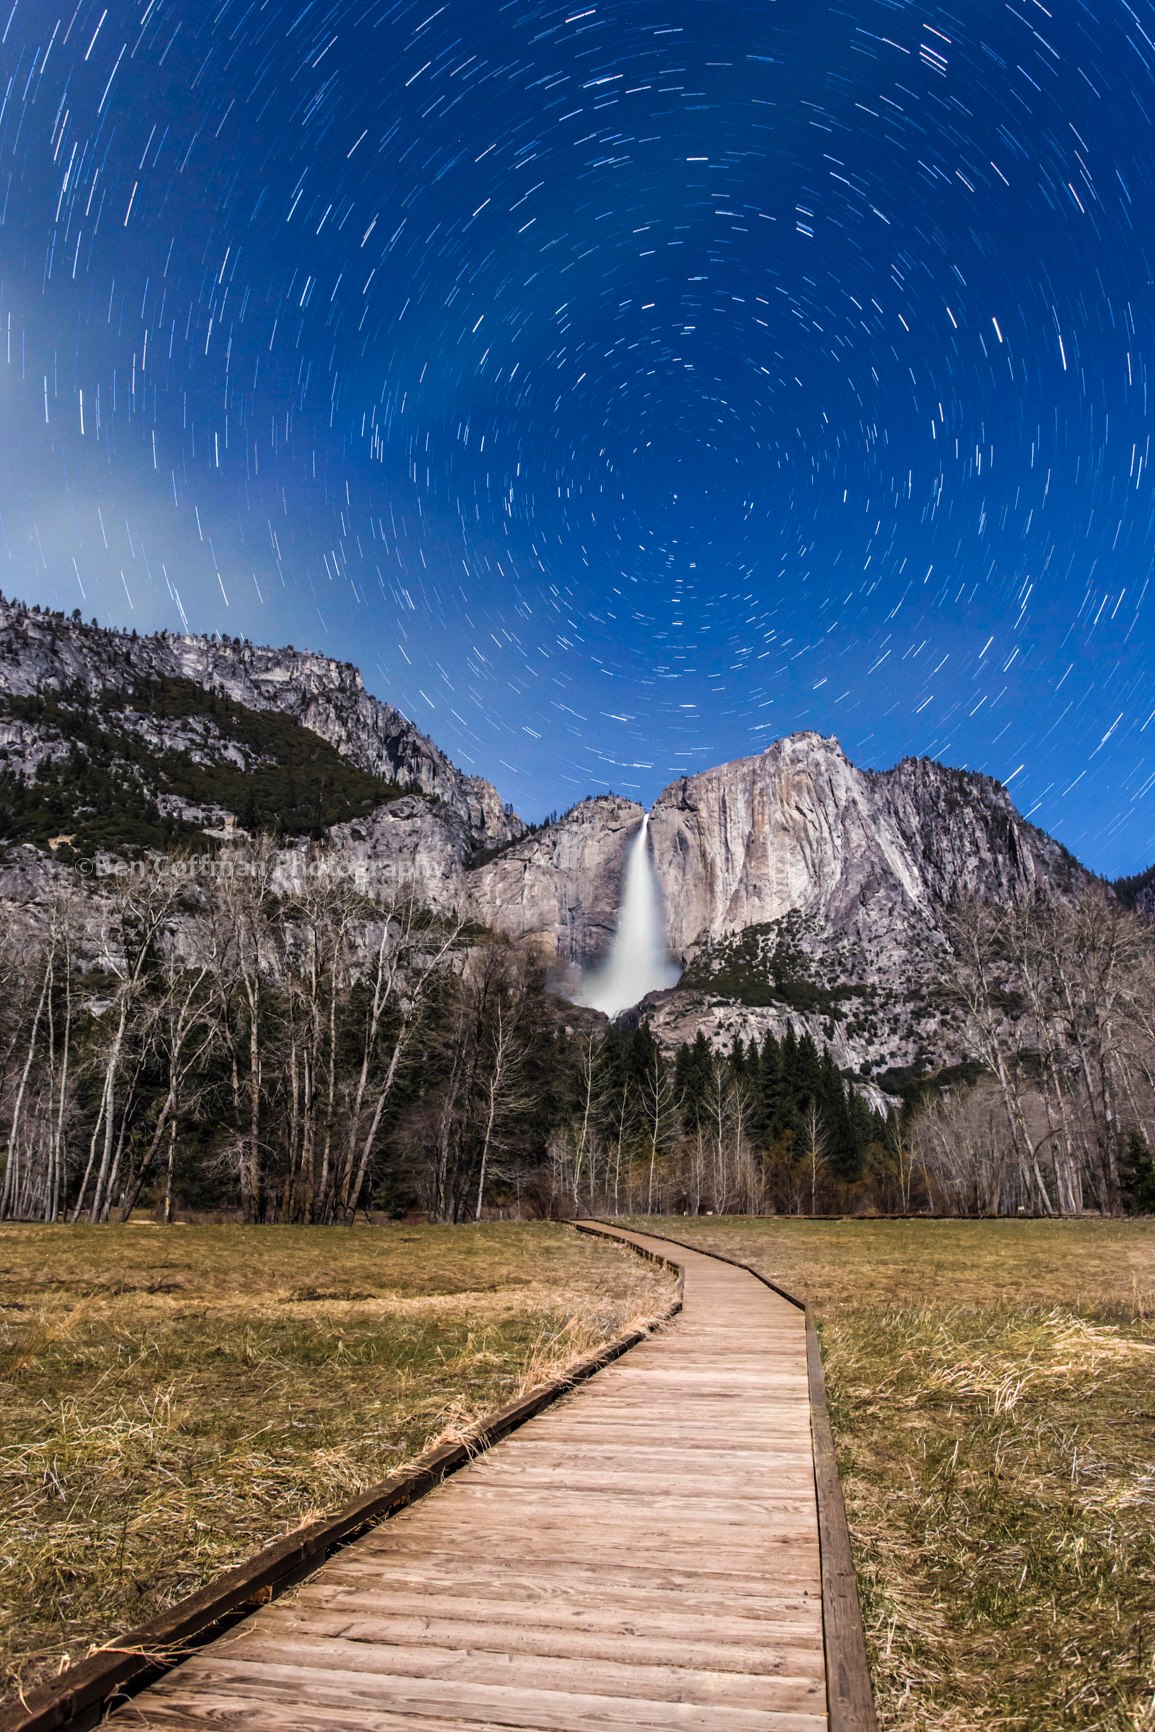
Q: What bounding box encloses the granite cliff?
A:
[0,596,520,875]
[468,795,644,968]
[472,732,1095,1078]
[655,734,1090,1078]
[648,731,1082,965]
[0,597,1118,1081]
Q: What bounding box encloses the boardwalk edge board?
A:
[0,1248,684,1732]
[577,1220,878,1732]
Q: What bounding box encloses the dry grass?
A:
[627,1217,1155,1731]
[0,1221,673,1705]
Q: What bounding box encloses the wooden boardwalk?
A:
[114,1225,827,1731]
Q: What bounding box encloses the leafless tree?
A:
[931,887,1155,1214]
[70,865,185,1223]
[420,939,542,1223]
[208,836,280,1222]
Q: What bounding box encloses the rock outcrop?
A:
[0,596,520,854]
[649,732,1083,968]
[327,797,475,913]
[469,796,644,966]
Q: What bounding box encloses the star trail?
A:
[1,0,1154,871]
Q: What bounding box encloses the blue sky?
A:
[2,0,1154,874]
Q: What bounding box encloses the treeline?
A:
[546,1023,886,1217]
[0,841,563,1225]
[1,842,1153,1223]
[911,891,1155,1216]
[0,838,890,1224]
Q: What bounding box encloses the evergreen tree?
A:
[675,1032,713,1133]
[1121,1129,1155,1214]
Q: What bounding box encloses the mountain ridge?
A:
[0,594,523,856]
[0,594,1144,1084]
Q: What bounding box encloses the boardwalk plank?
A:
[318,1556,823,1609]
[125,1677,827,1732]
[254,1604,827,1674]
[198,1635,826,1710]
[291,1580,821,1635]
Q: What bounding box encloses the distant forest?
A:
[0,836,1153,1223]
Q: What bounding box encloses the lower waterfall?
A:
[574,814,679,1016]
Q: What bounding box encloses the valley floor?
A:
[0,1222,672,1705]
[623,1215,1155,1731]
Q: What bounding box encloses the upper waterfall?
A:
[573,814,680,1016]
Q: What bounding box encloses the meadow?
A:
[627,1216,1155,1731]
[0,1221,672,1704]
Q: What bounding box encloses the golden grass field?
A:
[0,1221,672,1705]
[627,1216,1155,1732]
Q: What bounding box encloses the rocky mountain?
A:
[648,733,1082,962]
[0,596,1111,1083]
[651,737,1068,1070]
[469,795,644,968]
[0,596,521,872]
[471,732,1095,1081]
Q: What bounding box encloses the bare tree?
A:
[71,866,184,1224]
[641,1054,680,1215]
[339,893,465,1221]
[932,887,1155,1215]
[421,940,543,1223]
[800,1097,829,1216]
[209,836,279,1222]
[0,882,84,1221]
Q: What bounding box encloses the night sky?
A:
[1,0,1154,874]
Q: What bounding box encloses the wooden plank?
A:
[320,1557,823,1605]
[255,1603,828,1672]
[290,1580,823,1636]
[353,1521,823,1563]
[189,1635,827,1711]
[137,1666,827,1732]
[440,1483,820,1516]
[311,1559,823,1615]
[130,1676,827,1732]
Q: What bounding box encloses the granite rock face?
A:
[327,797,474,914]
[0,598,1113,1076]
[630,732,1093,1074]
[649,731,1082,968]
[0,597,520,854]
[469,795,644,966]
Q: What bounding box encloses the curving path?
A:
[114,1225,827,1731]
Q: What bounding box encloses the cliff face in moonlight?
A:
[638,732,1089,1079]
[0,596,520,856]
[469,795,644,967]
[0,599,1101,1076]
[648,731,1080,968]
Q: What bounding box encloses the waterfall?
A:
[575,815,679,1017]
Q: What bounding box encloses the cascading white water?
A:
[575,815,679,1016]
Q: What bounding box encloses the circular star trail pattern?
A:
[1,0,1154,870]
